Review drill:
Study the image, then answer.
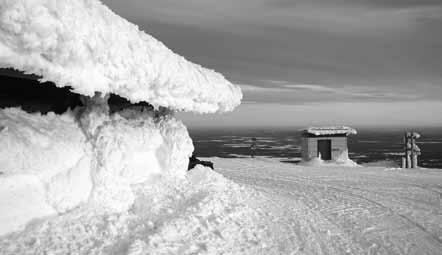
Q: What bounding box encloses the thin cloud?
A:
[240,81,425,103]
[284,84,336,92]
[285,83,424,100]
[266,80,288,84]
[238,84,289,92]
[178,100,442,127]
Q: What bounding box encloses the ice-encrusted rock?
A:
[0,0,242,113]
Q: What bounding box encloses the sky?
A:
[102,0,442,128]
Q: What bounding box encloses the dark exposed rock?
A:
[188,155,214,171]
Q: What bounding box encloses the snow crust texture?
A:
[0,0,242,113]
[210,157,442,254]
[0,107,193,235]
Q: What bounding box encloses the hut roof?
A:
[303,126,357,136]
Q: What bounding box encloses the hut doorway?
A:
[317,139,332,160]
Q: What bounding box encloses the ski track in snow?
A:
[209,157,442,255]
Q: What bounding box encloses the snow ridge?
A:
[0,0,242,113]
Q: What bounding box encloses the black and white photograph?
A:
[0,0,441,254]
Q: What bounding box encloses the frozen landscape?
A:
[1,0,441,254]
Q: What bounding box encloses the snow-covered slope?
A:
[0,165,297,254]
[0,0,242,113]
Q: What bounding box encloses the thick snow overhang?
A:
[0,0,242,114]
[302,126,357,136]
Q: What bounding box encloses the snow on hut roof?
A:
[0,0,242,114]
[303,126,357,136]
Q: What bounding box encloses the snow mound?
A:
[300,158,359,167]
[299,155,325,166]
[300,150,359,167]
[0,107,193,235]
[0,174,57,238]
[0,108,93,216]
[334,149,359,167]
[0,0,242,113]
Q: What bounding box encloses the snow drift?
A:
[0,107,194,235]
[0,165,290,254]
[300,152,359,167]
[0,0,242,113]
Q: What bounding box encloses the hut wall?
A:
[330,137,348,160]
[301,137,309,160]
[307,138,319,159]
[301,137,321,160]
[301,136,348,161]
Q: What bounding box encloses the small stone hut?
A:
[301,126,357,161]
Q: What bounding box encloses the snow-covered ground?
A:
[209,157,442,254]
[1,157,440,254]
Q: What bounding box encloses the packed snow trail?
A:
[209,157,442,255]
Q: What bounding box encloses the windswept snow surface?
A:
[0,0,242,113]
[1,156,441,254]
[210,157,442,254]
[0,165,296,254]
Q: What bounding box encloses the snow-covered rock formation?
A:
[0,0,241,113]
[0,0,242,236]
